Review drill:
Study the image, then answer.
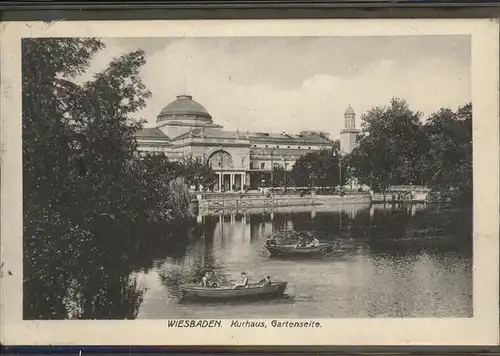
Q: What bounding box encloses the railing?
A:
[199,188,370,200]
[201,192,252,200]
[388,185,430,192]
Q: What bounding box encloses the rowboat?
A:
[180,282,288,300]
[264,242,336,257]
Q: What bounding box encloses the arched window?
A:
[207,150,234,170]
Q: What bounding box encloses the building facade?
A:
[339,105,361,154]
[135,94,342,191]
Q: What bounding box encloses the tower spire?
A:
[340,104,360,154]
[344,104,356,129]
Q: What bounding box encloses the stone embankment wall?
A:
[370,187,447,203]
[198,193,371,210]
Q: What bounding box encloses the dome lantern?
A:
[344,104,356,129]
[344,104,355,117]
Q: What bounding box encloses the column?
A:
[218,173,222,192]
[246,172,251,188]
[241,173,245,191]
[230,173,234,191]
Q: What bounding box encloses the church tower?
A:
[340,105,360,154]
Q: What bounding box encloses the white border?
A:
[1,19,498,346]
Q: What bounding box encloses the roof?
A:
[135,127,169,139]
[159,121,222,128]
[173,127,243,141]
[248,132,332,145]
[250,147,330,156]
[171,127,333,145]
[157,94,212,122]
[345,105,355,116]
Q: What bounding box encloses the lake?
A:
[134,203,473,319]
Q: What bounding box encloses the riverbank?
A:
[197,192,371,211]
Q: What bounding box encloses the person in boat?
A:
[308,237,320,247]
[201,272,211,287]
[294,236,307,249]
[201,271,219,288]
[266,235,277,246]
[233,272,249,289]
[259,276,272,287]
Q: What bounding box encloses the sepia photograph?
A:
[1,19,498,346]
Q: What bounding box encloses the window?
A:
[298,146,301,149]
[287,146,290,148]
[261,162,265,169]
[265,145,268,148]
[308,147,311,149]
[276,145,279,148]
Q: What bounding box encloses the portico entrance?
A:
[215,172,247,192]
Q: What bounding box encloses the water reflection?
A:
[136,203,472,319]
[26,203,471,319]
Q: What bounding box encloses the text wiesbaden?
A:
[167,320,322,328]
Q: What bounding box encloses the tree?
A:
[290,148,344,188]
[272,164,292,187]
[23,38,105,223]
[177,155,217,188]
[421,103,472,203]
[349,98,426,191]
[135,153,217,222]
[22,38,158,319]
[23,38,108,318]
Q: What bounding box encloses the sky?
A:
[77,36,471,139]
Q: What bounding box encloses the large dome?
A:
[157,94,212,123]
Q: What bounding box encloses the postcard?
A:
[1,18,498,346]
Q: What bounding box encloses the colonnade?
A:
[217,172,246,192]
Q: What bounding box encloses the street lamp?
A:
[334,150,343,194]
[261,147,275,188]
[339,154,342,191]
[194,173,200,191]
[282,156,287,190]
[309,166,316,195]
[219,145,224,192]
[270,148,275,188]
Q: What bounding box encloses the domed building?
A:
[135,94,335,191]
[156,94,223,137]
